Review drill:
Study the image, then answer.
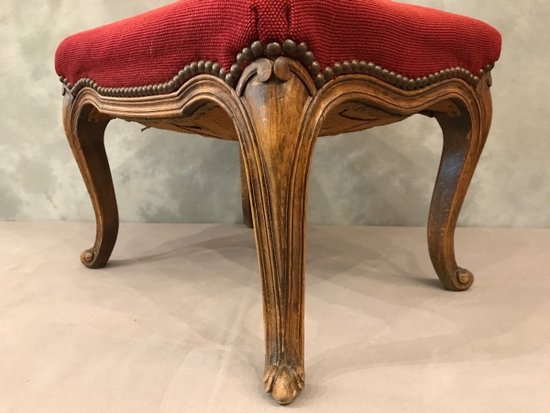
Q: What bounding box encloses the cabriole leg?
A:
[63,94,119,269]
[237,58,317,405]
[428,78,493,291]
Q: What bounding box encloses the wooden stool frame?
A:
[61,42,493,405]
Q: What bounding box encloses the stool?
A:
[56,0,501,405]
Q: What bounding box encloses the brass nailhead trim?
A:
[60,40,496,97]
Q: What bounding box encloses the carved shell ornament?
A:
[60,39,495,98]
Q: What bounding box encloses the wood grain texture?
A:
[240,153,254,228]
[62,58,494,405]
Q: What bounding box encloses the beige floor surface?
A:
[0,222,549,412]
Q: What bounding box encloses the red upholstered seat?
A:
[55,0,501,92]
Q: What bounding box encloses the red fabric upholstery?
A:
[55,0,501,88]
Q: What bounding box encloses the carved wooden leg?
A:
[237,58,317,405]
[428,79,493,291]
[63,93,119,269]
[240,152,254,228]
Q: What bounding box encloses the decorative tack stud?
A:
[283,39,297,56]
[205,60,214,73]
[266,42,282,58]
[314,73,326,88]
[242,47,254,62]
[333,63,343,75]
[310,61,321,76]
[342,61,353,74]
[230,63,242,78]
[198,60,206,73]
[211,62,221,76]
[296,42,308,58]
[302,51,315,66]
[251,41,264,58]
[225,73,235,88]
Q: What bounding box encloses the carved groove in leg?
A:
[240,152,254,228]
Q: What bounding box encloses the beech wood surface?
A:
[62,56,493,405]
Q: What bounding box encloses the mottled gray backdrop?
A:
[0,0,549,226]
